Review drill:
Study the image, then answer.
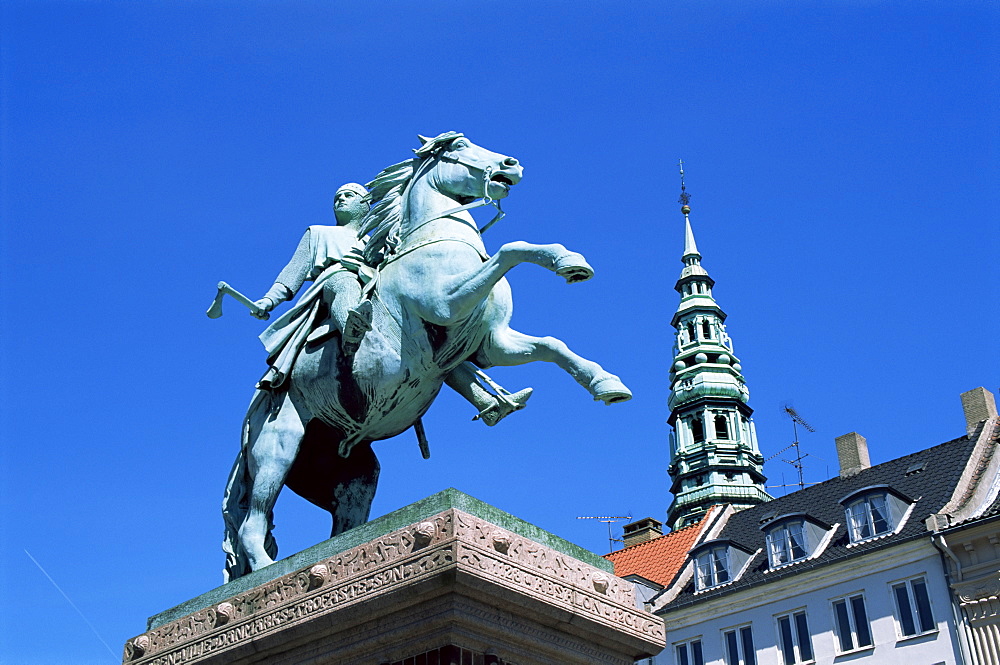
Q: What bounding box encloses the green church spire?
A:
[666,163,770,529]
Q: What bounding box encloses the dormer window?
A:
[695,546,729,589]
[761,513,835,569]
[848,495,889,540]
[840,487,912,544]
[691,540,754,591]
[766,521,806,566]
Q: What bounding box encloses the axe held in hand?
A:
[206,281,269,320]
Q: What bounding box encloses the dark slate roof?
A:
[661,432,978,612]
[981,492,1000,519]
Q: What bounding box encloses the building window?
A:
[691,540,754,592]
[715,415,730,439]
[761,514,833,570]
[687,322,697,343]
[695,547,729,590]
[766,521,807,567]
[702,320,712,339]
[723,625,756,665]
[892,577,935,637]
[846,494,890,541]
[775,611,813,665]
[832,594,873,652]
[674,639,704,665]
[841,487,911,544]
[692,416,705,443]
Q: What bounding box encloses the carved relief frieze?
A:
[126,512,454,663]
[124,509,665,664]
[454,510,634,605]
[453,511,662,642]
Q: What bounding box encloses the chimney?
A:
[960,387,998,437]
[835,432,871,477]
[622,517,663,548]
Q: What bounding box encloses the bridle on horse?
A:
[436,151,508,234]
[399,144,508,243]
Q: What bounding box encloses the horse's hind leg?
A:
[477,327,632,404]
[239,390,310,571]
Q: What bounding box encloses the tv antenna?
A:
[766,405,816,492]
[577,514,632,553]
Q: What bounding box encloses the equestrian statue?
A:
[212,132,631,581]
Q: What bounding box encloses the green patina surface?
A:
[148,488,611,630]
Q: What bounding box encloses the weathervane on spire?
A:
[678,159,691,216]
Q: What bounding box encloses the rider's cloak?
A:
[257,225,367,390]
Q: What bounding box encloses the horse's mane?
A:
[358,159,416,265]
[359,131,464,266]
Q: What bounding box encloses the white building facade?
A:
[658,539,959,665]
[638,389,1000,665]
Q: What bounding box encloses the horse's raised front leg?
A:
[477,327,632,404]
[425,241,594,325]
[494,241,595,284]
[239,390,310,571]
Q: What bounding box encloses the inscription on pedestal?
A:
[124,505,665,664]
[127,513,454,663]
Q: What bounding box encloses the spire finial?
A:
[678,159,691,216]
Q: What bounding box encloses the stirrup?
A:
[342,300,373,354]
[473,387,533,427]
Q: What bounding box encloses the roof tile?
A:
[604,506,718,586]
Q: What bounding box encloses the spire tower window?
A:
[692,416,705,443]
[715,415,730,439]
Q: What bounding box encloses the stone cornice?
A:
[124,508,664,664]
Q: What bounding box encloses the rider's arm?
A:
[256,229,313,312]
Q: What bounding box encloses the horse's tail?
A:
[221,390,278,582]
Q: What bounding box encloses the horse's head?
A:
[415,132,523,203]
[361,133,524,264]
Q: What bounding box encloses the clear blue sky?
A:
[2,2,997,662]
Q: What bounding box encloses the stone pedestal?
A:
[123,490,664,665]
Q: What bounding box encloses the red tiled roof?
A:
[604,506,719,587]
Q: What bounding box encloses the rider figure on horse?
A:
[251,182,531,426]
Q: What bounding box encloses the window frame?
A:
[830,592,874,654]
[694,545,730,590]
[774,609,814,665]
[760,513,834,571]
[766,520,808,567]
[690,540,756,592]
[890,576,937,639]
[840,486,912,545]
[673,637,704,665]
[846,494,891,541]
[722,624,757,665]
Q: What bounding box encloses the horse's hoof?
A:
[554,252,594,283]
[590,374,632,404]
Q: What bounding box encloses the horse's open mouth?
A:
[491,174,514,187]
